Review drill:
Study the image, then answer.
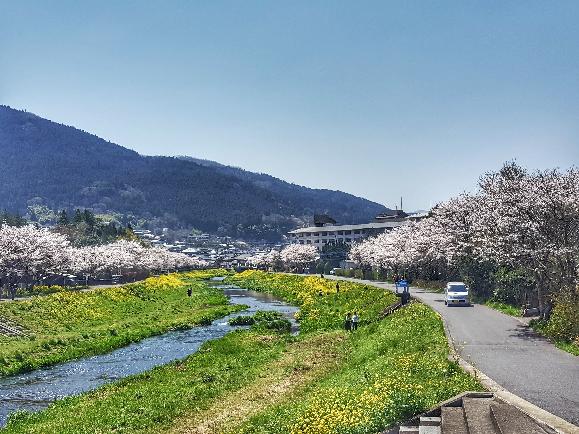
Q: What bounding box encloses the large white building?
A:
[287,220,406,249]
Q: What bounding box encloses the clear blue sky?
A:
[2,1,578,211]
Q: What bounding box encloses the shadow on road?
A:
[508,324,549,343]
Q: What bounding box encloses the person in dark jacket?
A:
[401,288,410,305]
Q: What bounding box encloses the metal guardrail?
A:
[0,320,23,336]
[381,300,403,318]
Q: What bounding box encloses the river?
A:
[0,283,298,427]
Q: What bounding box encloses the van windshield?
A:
[449,285,467,293]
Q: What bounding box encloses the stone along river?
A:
[0,284,298,427]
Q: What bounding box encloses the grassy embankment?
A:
[3,271,480,434]
[0,269,239,376]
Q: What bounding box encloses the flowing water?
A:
[0,284,298,427]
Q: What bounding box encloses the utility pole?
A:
[400,197,403,211]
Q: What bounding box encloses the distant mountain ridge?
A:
[0,105,390,240]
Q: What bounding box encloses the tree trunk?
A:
[534,272,548,319]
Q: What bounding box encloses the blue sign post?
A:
[396,279,410,304]
[397,279,408,289]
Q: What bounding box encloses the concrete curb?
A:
[438,311,579,434]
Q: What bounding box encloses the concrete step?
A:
[418,425,441,434]
[419,416,441,434]
[490,402,548,434]
[441,406,468,434]
[463,397,499,434]
[399,427,419,433]
[420,416,441,426]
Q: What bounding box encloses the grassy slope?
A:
[225,272,480,434]
[0,270,239,376]
[2,272,480,433]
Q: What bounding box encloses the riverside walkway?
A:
[324,275,579,427]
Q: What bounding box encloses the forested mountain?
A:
[0,105,389,240]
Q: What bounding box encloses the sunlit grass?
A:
[0,269,238,376]
[485,300,521,317]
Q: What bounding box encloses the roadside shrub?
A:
[544,289,579,343]
[229,316,255,326]
[252,318,291,333]
[229,311,291,333]
[491,267,535,306]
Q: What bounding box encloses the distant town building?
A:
[288,221,405,249]
[287,210,425,250]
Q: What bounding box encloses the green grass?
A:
[485,300,521,317]
[0,270,240,376]
[2,271,480,433]
[530,319,579,357]
[553,340,579,356]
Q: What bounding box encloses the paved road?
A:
[325,275,579,426]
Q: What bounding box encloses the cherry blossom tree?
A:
[0,225,71,295]
[280,244,319,270]
[471,163,579,315]
[246,250,283,270]
[350,163,579,317]
[0,226,207,292]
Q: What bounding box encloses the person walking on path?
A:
[352,312,359,331]
[401,288,410,305]
[335,281,340,294]
[344,312,352,331]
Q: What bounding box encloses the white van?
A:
[444,282,470,306]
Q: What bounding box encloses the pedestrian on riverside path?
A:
[352,312,359,331]
[344,312,352,331]
[401,288,410,305]
[187,287,192,297]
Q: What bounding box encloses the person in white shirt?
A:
[351,312,359,331]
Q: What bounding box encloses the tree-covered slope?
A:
[0,106,388,239]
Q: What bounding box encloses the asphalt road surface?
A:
[325,275,579,426]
